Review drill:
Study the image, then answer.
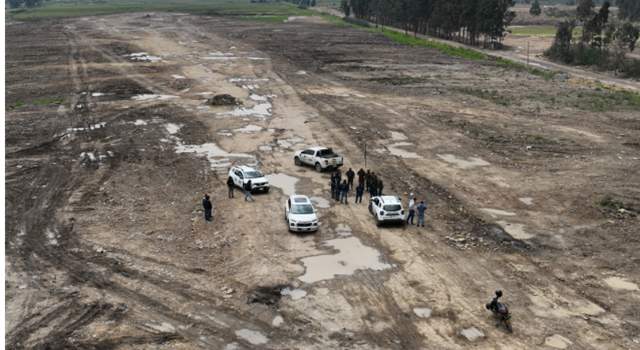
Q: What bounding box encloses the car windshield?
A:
[291,204,314,214]
[244,171,263,179]
[317,148,337,158]
[383,204,402,212]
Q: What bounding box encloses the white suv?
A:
[369,196,405,227]
[284,195,319,233]
[228,165,270,192]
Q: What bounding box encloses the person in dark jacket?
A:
[227,176,235,199]
[346,168,355,190]
[416,200,427,227]
[365,170,371,190]
[330,175,337,200]
[369,172,378,197]
[357,168,366,186]
[339,180,349,204]
[355,183,364,204]
[377,179,384,196]
[244,180,254,202]
[202,194,213,221]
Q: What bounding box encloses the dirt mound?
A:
[206,94,240,106]
[95,79,152,98]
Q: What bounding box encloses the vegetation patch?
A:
[454,87,511,106]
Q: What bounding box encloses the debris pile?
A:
[206,94,240,106]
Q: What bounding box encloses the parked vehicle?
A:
[294,147,343,172]
[228,165,270,193]
[368,196,405,227]
[284,195,319,233]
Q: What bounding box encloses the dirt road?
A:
[5,13,640,349]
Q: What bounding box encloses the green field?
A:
[8,0,314,21]
[509,25,583,37]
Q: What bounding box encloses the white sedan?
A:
[284,195,319,233]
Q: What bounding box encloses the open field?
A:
[5,7,640,350]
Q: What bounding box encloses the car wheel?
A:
[315,163,322,172]
[294,157,302,166]
[264,188,270,193]
[375,217,382,227]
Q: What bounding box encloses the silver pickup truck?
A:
[294,147,344,172]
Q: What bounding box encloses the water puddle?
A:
[224,343,239,350]
[126,52,162,62]
[281,287,307,300]
[390,131,408,141]
[267,173,299,196]
[229,78,269,83]
[413,307,432,319]
[146,321,175,332]
[497,221,534,240]
[133,119,147,126]
[276,136,305,149]
[219,97,272,119]
[176,143,256,171]
[604,276,639,291]
[544,334,573,349]
[172,74,186,79]
[460,327,484,342]
[388,142,422,159]
[234,124,263,133]
[481,208,516,218]
[298,237,391,284]
[67,122,106,133]
[437,154,490,169]
[166,123,256,171]
[45,229,59,246]
[335,224,352,237]
[258,145,273,152]
[131,94,177,101]
[272,315,284,327]
[519,197,534,206]
[310,197,331,209]
[235,329,269,345]
[165,123,182,135]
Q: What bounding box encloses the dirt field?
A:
[5,13,640,349]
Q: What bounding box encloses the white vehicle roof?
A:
[305,146,331,152]
[378,196,402,205]
[233,165,259,172]
[289,195,312,204]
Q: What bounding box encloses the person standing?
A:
[355,183,364,204]
[244,180,255,202]
[339,180,349,204]
[406,193,415,225]
[365,170,371,190]
[378,179,384,196]
[357,168,366,186]
[346,168,355,190]
[330,172,337,200]
[416,200,427,227]
[227,176,235,199]
[369,173,378,197]
[202,194,213,221]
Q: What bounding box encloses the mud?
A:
[5,12,640,350]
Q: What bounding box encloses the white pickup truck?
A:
[294,147,344,172]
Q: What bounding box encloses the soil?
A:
[5,13,640,349]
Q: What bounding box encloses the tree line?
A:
[340,0,517,48]
[546,0,640,77]
[7,0,45,8]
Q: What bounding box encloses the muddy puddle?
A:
[166,123,256,171]
[604,276,639,291]
[281,287,307,300]
[413,307,432,318]
[437,154,490,169]
[544,334,573,349]
[298,237,391,284]
[388,142,422,159]
[481,208,516,218]
[310,196,331,209]
[267,173,299,196]
[234,124,263,133]
[234,329,269,345]
[497,221,534,240]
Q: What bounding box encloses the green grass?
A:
[33,97,64,106]
[509,25,582,38]
[237,14,289,23]
[373,27,488,61]
[8,0,314,21]
[494,57,557,80]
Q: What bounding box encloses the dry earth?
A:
[5,13,640,349]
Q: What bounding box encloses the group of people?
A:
[330,168,386,205]
[227,176,254,202]
[204,167,428,227]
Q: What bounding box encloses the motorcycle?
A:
[485,290,513,333]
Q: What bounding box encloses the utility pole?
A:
[526,41,530,67]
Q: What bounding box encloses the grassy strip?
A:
[376,28,488,60]
[8,0,313,21]
[494,57,557,80]
[237,15,290,23]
